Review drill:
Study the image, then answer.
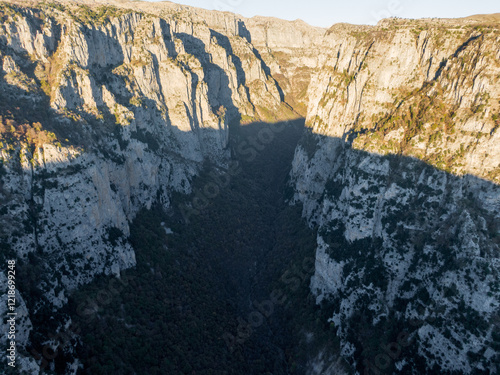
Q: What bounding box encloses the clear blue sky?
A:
[143,0,499,28]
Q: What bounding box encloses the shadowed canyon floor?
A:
[17,120,341,374]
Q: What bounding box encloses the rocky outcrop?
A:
[0,1,294,372]
[291,17,500,375]
[0,0,294,295]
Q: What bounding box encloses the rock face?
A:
[291,17,500,375]
[0,0,293,292]
[0,0,499,374]
[0,1,293,372]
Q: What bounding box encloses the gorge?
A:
[0,1,499,374]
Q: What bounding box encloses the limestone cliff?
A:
[291,17,500,375]
[0,1,293,372]
[0,0,296,294]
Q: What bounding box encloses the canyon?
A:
[0,0,499,374]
